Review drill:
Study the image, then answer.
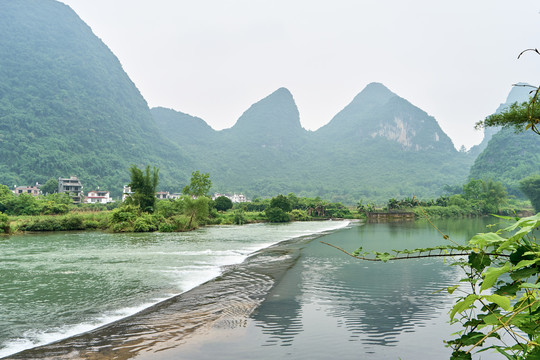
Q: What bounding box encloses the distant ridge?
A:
[153,83,473,201]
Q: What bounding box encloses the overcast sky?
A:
[59,0,540,149]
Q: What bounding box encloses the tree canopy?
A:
[182,171,212,198]
[127,165,159,213]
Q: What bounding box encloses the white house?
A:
[85,190,113,204]
[212,193,248,203]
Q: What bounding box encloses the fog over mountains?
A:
[0,0,533,202]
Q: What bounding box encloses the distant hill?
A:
[468,85,539,196]
[153,83,473,202]
[0,0,190,195]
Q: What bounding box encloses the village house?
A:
[155,191,170,200]
[212,193,248,203]
[12,183,40,197]
[58,176,83,203]
[84,190,113,204]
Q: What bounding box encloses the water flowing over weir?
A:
[2,221,351,359]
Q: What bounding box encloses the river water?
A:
[0,218,505,359]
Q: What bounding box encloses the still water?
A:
[0,218,505,359]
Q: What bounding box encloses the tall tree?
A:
[182,171,212,197]
[520,175,540,212]
[128,165,159,213]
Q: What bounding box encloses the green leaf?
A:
[469,252,491,272]
[481,262,512,292]
[450,294,480,320]
[447,285,460,294]
[519,283,540,289]
[469,232,506,249]
[374,252,395,262]
[450,350,472,360]
[484,294,512,311]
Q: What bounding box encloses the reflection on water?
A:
[250,221,463,356]
[240,218,503,359]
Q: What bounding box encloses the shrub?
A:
[61,214,85,230]
[265,207,290,223]
[110,205,139,226]
[233,210,246,225]
[0,212,10,233]
[290,209,309,221]
[133,214,158,232]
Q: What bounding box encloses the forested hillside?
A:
[468,85,538,196]
[152,83,474,202]
[0,0,190,196]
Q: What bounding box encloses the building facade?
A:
[58,176,84,203]
[12,184,40,197]
[85,190,113,204]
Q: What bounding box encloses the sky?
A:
[59,0,540,150]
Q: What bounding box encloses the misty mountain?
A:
[153,83,473,202]
[316,82,456,152]
[0,0,190,195]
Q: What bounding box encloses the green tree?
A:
[265,207,290,223]
[40,178,58,195]
[182,171,212,197]
[182,195,210,229]
[463,178,507,214]
[270,194,292,212]
[214,195,233,212]
[520,174,540,212]
[128,165,159,213]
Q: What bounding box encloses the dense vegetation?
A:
[0,0,191,197]
[468,127,540,197]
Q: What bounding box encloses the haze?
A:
[59,0,540,149]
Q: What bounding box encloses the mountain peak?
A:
[229,88,303,141]
[350,82,397,106]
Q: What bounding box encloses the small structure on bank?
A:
[58,176,84,203]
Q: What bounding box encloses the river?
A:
[0,218,505,359]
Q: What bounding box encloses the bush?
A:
[133,214,158,232]
[233,210,246,225]
[0,212,10,233]
[290,209,309,221]
[214,196,233,211]
[110,205,139,224]
[265,207,290,223]
[61,214,85,230]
